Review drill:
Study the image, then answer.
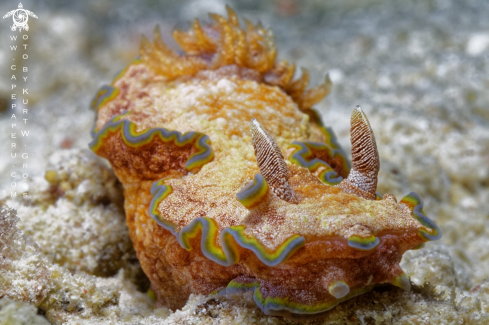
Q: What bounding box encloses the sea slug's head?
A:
[241,105,441,259]
[230,106,441,319]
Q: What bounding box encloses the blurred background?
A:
[1,0,489,321]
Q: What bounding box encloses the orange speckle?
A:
[60,138,73,149]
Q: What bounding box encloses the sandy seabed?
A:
[1,0,489,324]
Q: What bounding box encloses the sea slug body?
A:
[89,6,441,319]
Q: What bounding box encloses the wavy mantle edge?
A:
[87,112,441,265]
[89,114,214,171]
[399,192,442,241]
[148,180,441,268]
[149,179,306,267]
[289,140,350,185]
[217,278,374,318]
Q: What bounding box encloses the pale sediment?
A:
[1,0,489,323]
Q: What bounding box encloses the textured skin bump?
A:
[89,7,442,319]
[328,281,350,299]
[251,119,296,202]
[337,106,380,200]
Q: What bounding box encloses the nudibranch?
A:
[89,7,441,319]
